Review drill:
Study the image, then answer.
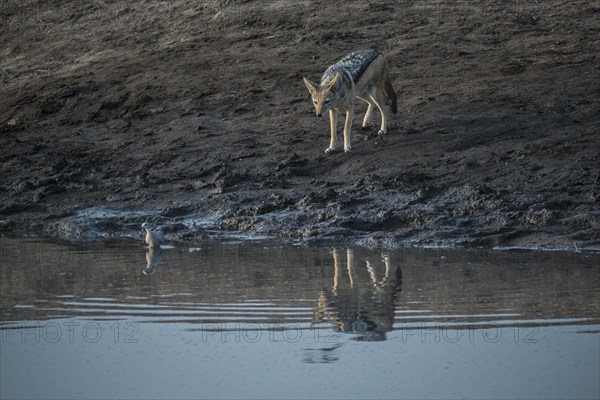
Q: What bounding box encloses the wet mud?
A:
[1,1,599,249]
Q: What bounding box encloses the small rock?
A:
[173,182,194,191]
[321,187,337,200]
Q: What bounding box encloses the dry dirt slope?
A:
[1,0,599,249]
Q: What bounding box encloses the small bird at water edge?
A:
[141,222,165,248]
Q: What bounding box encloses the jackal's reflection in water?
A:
[311,248,403,342]
[143,247,165,275]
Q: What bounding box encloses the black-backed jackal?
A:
[303,49,397,154]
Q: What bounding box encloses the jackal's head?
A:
[303,74,340,117]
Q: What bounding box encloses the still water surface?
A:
[1,238,599,399]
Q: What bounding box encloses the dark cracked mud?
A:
[1,0,599,250]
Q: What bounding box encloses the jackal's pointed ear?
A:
[325,73,339,92]
[303,77,319,94]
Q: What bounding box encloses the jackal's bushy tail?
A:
[384,77,397,114]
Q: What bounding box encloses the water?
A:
[1,238,598,399]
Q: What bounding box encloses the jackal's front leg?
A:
[325,109,338,154]
[343,109,354,153]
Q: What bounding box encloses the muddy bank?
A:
[1,1,599,250]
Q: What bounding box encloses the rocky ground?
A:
[1,0,599,250]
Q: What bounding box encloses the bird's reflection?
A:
[143,247,165,275]
[311,248,403,343]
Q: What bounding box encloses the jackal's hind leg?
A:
[368,86,388,136]
[362,100,375,129]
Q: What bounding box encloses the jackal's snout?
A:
[314,102,325,117]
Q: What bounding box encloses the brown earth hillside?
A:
[1,0,599,249]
